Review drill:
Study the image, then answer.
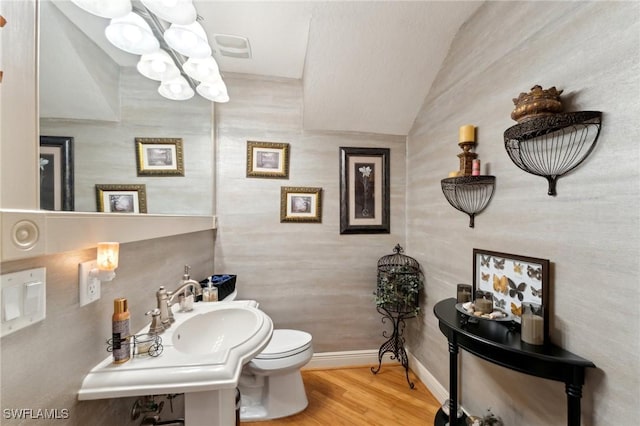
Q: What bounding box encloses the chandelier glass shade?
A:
[70,0,131,19]
[72,0,228,103]
[164,22,212,59]
[137,49,181,81]
[159,76,195,101]
[140,0,197,25]
[105,12,159,55]
[183,57,220,82]
[196,79,229,103]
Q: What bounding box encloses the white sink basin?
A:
[78,301,273,401]
[172,306,263,355]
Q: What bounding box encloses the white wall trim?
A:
[0,209,216,261]
[406,350,448,403]
[304,349,396,370]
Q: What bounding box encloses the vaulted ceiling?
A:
[42,1,483,136]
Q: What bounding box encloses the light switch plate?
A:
[79,260,100,306]
[1,267,46,337]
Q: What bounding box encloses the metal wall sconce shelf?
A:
[441,175,496,228]
[503,111,602,196]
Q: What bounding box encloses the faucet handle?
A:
[146,308,164,334]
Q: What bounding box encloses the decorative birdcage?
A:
[375,244,423,317]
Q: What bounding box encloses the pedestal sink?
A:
[78,301,273,426]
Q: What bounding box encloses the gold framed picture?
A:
[135,137,184,176]
[280,187,322,223]
[95,184,147,213]
[246,141,290,179]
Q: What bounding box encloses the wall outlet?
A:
[79,260,100,306]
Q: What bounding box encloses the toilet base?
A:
[239,370,308,422]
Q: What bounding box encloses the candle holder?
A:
[456,284,472,303]
[457,141,477,177]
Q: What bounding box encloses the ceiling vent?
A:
[213,34,252,59]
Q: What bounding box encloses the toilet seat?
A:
[256,329,312,359]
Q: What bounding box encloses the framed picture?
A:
[39,136,74,211]
[135,137,184,176]
[246,141,290,179]
[472,248,550,343]
[339,147,390,234]
[280,187,322,223]
[95,184,147,213]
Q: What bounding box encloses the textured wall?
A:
[214,74,407,352]
[405,2,640,425]
[0,231,214,425]
[41,68,214,216]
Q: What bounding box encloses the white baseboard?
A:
[304,349,450,409]
[405,350,448,404]
[304,349,396,370]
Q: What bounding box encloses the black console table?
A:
[433,298,595,426]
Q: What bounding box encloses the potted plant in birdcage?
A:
[375,265,424,317]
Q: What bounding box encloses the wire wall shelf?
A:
[503,111,602,196]
[441,176,496,228]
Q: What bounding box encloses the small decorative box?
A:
[199,274,236,301]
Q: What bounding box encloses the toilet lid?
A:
[256,329,312,359]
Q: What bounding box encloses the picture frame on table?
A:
[135,137,184,176]
[95,184,148,213]
[339,147,390,234]
[39,136,74,211]
[472,248,550,343]
[280,186,322,223]
[246,141,290,179]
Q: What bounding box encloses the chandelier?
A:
[70,0,229,103]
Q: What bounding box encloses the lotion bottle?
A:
[112,298,131,364]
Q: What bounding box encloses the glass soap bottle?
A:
[203,281,218,302]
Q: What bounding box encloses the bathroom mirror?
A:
[1,1,214,262]
[38,0,214,216]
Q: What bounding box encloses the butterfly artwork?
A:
[508,280,527,301]
[493,295,506,309]
[527,265,542,280]
[513,262,523,275]
[511,302,522,317]
[493,274,508,295]
[481,272,490,282]
[493,257,505,270]
[531,287,543,298]
[480,255,490,268]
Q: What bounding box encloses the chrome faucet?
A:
[167,278,202,309]
[155,266,203,329]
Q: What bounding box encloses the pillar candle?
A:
[472,159,481,176]
[459,125,475,143]
[474,297,492,314]
[521,303,544,345]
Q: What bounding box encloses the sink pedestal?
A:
[185,389,236,426]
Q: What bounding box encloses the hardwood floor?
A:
[242,365,441,426]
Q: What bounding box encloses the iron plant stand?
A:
[371,305,415,389]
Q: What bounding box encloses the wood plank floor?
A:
[242,365,440,426]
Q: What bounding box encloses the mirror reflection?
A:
[39,0,214,215]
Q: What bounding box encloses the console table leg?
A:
[566,383,583,426]
[448,336,459,426]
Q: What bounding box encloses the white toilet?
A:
[238,329,313,422]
